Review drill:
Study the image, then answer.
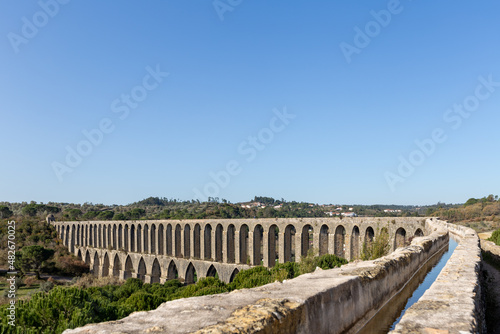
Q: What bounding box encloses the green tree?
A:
[82,211,99,220]
[98,211,114,220]
[0,206,13,218]
[22,205,38,217]
[45,206,61,214]
[113,213,127,220]
[65,209,82,220]
[19,245,55,279]
[128,208,146,220]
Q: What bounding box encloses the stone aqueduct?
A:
[53,218,426,284]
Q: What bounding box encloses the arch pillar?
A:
[295,230,302,262]
[200,227,206,260]
[189,225,195,259]
[221,229,226,263]
[211,229,217,262]
[82,226,85,246]
[92,258,101,277]
[83,225,87,247]
[278,231,286,264]
[69,225,75,254]
[138,225,143,253]
[116,223,125,250]
[234,229,241,264]
[345,231,352,261]
[180,225,186,258]
[97,224,105,249]
[112,225,117,250]
[248,230,255,266]
[102,225,106,249]
[118,270,126,280]
[75,225,80,247]
[61,226,66,247]
[262,230,270,267]
[313,232,320,256]
[154,224,160,255]
[125,226,130,252]
[152,225,158,255]
[328,231,336,255]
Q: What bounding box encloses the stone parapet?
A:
[481,238,500,266]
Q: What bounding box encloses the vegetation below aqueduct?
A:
[0,251,347,334]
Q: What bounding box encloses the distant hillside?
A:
[428,195,500,232]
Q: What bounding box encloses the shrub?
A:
[123,291,164,311]
[23,276,38,287]
[15,277,24,288]
[361,227,391,260]
[73,274,121,289]
[315,254,348,270]
[1,287,102,334]
[176,277,229,298]
[271,262,300,280]
[55,255,90,276]
[39,280,54,292]
[298,248,318,274]
[229,266,273,290]
[488,229,500,246]
[113,278,144,300]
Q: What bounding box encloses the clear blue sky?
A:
[1,1,499,206]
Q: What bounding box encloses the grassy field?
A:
[455,220,500,233]
[0,276,42,304]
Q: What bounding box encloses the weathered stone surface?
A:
[481,239,500,264]
[193,298,302,334]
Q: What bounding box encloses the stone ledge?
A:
[481,239,500,266]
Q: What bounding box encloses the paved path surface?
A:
[478,231,493,240]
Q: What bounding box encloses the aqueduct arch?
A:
[113,254,121,278]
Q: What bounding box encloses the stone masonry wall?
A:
[481,238,500,266]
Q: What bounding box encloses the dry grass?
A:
[72,274,123,288]
[455,220,500,233]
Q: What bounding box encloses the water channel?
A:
[357,237,459,333]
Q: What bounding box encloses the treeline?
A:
[0,197,330,222]
[1,195,473,223]
[0,254,347,334]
